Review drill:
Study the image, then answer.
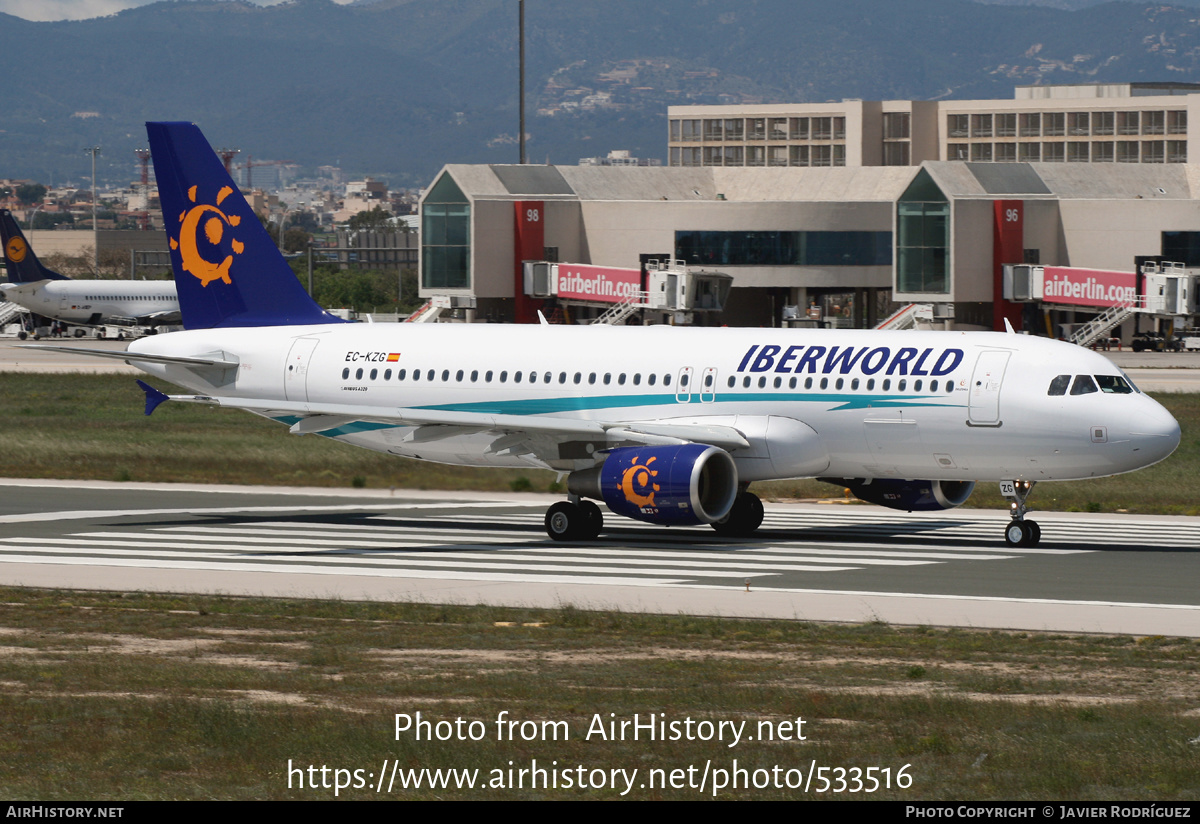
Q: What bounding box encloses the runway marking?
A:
[1,503,1193,592]
[0,537,866,575]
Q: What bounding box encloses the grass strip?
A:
[0,588,1196,800]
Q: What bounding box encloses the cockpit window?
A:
[1070,375,1098,395]
[1047,374,1071,396]
[1119,369,1141,394]
[1094,375,1133,394]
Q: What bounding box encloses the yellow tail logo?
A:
[6,236,27,264]
[169,185,244,287]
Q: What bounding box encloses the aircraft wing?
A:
[131,309,183,326]
[153,391,752,460]
[103,310,183,327]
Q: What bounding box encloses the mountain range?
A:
[5,0,1200,187]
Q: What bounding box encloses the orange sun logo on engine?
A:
[6,236,27,263]
[619,455,660,508]
[169,185,244,287]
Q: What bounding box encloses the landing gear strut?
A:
[544,497,603,542]
[711,489,764,536]
[1001,480,1041,547]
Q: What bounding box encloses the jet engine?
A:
[822,478,975,512]
[569,444,739,526]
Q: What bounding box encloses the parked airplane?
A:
[35,122,1182,547]
[0,209,180,337]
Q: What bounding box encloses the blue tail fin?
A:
[146,122,346,329]
[0,209,70,283]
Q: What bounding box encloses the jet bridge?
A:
[523,259,731,325]
[1003,263,1196,347]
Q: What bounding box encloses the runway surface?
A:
[1,479,1197,637]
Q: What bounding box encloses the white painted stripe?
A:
[147,527,987,562]
[0,552,691,586]
[0,500,545,526]
[0,540,847,576]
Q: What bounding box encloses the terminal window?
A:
[896,170,949,294]
[421,173,471,290]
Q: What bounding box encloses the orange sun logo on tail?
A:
[169,185,244,287]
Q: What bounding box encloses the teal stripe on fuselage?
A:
[269,415,397,439]
[270,392,965,439]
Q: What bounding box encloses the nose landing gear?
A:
[544,497,603,541]
[1001,480,1041,547]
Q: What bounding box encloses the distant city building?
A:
[579,150,662,167]
[667,83,1199,168]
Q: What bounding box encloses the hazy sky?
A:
[0,0,356,22]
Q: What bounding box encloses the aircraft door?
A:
[968,350,1010,426]
[284,337,321,402]
[700,367,717,403]
[676,366,693,403]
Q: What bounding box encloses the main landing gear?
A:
[544,497,603,542]
[1001,480,1041,547]
[711,490,764,537]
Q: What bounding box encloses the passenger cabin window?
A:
[1071,375,1098,395]
[1048,374,1071,396]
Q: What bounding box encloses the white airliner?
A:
[1,209,180,337]
[36,123,1182,547]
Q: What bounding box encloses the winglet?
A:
[136,380,171,416]
[1003,317,1016,334]
[146,122,347,330]
[537,310,549,326]
[0,209,70,283]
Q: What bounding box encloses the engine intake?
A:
[569,444,738,526]
[821,478,975,512]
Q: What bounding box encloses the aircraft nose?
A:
[1128,399,1181,467]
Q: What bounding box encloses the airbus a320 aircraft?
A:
[38,122,1181,547]
[1,209,180,336]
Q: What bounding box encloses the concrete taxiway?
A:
[0,479,1196,637]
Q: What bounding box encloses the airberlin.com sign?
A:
[556,264,643,304]
[1041,267,1137,308]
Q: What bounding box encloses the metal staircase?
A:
[1069,300,1138,348]
[874,302,932,330]
[0,301,23,328]
[591,290,648,325]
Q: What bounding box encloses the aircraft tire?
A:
[1004,520,1033,547]
[545,502,581,542]
[578,500,603,540]
[711,491,764,536]
[1028,520,1041,546]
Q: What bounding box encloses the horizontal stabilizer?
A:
[136,380,171,416]
[19,345,239,370]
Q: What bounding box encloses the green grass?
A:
[0,589,1196,800]
[0,373,559,492]
[0,373,1197,514]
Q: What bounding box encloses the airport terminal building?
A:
[419,83,1200,336]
